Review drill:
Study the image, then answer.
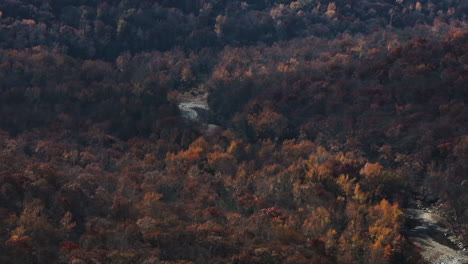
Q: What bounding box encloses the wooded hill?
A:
[0,1,466,263]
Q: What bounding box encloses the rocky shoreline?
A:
[406,199,468,264]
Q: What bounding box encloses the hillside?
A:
[0,1,467,263]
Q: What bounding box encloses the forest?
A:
[0,0,467,263]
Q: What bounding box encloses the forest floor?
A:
[406,204,468,264]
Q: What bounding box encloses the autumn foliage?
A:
[0,0,467,263]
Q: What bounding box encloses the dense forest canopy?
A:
[0,0,467,263]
